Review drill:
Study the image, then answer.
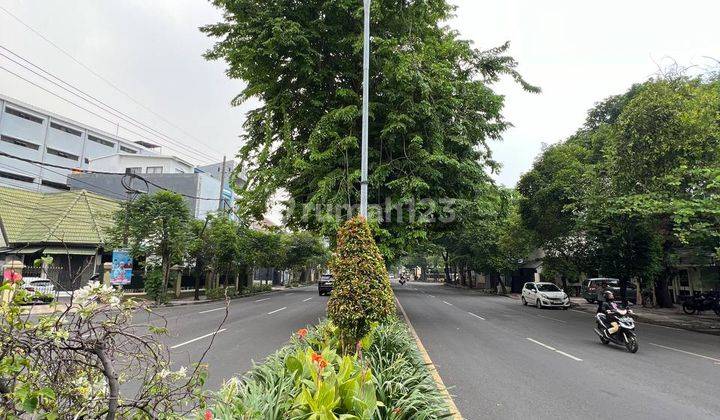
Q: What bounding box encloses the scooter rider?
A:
[597,290,620,337]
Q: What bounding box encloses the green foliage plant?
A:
[327,217,394,353]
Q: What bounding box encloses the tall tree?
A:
[109,191,191,297]
[202,0,537,259]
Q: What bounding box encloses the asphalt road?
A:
[148,285,328,389]
[395,282,720,420]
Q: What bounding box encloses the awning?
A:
[42,247,98,256]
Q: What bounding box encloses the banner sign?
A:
[111,249,132,286]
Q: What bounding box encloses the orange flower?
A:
[296,328,308,339]
[204,409,213,420]
[311,351,328,369]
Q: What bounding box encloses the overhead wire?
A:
[0,5,229,158]
[0,64,216,166]
[0,151,224,201]
[0,161,130,202]
[0,45,223,164]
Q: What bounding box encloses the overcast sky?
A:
[0,0,718,186]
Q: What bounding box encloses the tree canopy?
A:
[202,0,537,260]
[517,74,720,306]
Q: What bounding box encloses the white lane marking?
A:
[526,338,583,362]
[555,350,583,362]
[442,300,453,306]
[267,307,287,315]
[170,329,227,349]
[302,297,312,302]
[198,307,226,314]
[468,312,485,320]
[536,314,567,323]
[254,298,270,302]
[429,294,436,298]
[649,343,720,363]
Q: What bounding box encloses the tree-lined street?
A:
[395,283,720,419]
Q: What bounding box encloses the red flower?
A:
[204,409,213,420]
[296,328,308,339]
[2,270,21,285]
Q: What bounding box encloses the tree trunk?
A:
[193,256,204,301]
[498,274,508,295]
[443,251,451,283]
[655,272,674,308]
[94,343,119,420]
[620,278,629,305]
[161,252,171,298]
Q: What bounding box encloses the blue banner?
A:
[111,249,132,286]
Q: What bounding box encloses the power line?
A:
[0,64,216,166]
[0,151,224,201]
[0,45,223,163]
[0,5,229,158]
[0,161,128,202]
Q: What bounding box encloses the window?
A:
[537,283,561,292]
[41,179,70,190]
[5,107,43,124]
[0,170,34,183]
[120,146,137,154]
[88,134,115,148]
[0,135,40,150]
[146,166,163,174]
[126,167,142,174]
[45,147,79,161]
[50,122,81,137]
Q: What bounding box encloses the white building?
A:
[0,94,158,192]
[88,153,194,175]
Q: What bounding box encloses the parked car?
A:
[21,277,55,295]
[521,282,570,309]
[318,274,334,296]
[20,277,55,303]
[581,278,637,304]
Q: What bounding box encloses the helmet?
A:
[603,290,614,301]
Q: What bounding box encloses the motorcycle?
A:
[682,292,720,316]
[593,303,639,353]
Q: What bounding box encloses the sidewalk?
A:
[20,285,296,315]
[569,297,720,336]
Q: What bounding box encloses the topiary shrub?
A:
[327,216,394,353]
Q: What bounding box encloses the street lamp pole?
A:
[360,0,370,218]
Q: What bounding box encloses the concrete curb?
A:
[395,296,463,420]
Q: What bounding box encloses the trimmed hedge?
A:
[327,217,395,352]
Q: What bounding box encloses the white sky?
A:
[0,0,718,186]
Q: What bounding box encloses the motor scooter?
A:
[593,303,638,353]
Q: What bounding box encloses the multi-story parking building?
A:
[0,94,158,192]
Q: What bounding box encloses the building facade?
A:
[68,172,228,220]
[0,94,157,192]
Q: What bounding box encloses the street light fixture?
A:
[360,0,370,218]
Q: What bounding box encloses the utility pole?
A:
[123,168,132,247]
[360,0,371,218]
[217,155,227,212]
